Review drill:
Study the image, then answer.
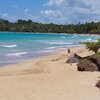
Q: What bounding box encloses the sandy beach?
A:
[0,46,100,100]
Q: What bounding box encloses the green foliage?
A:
[82,39,100,53]
[0,19,100,34]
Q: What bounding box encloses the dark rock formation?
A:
[77,59,98,71]
[88,56,100,71]
[77,52,100,72]
[96,80,100,89]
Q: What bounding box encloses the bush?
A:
[81,38,100,53]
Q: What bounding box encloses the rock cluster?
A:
[77,54,100,72]
[77,59,98,71]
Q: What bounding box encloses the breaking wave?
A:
[6,52,28,57]
[1,44,17,48]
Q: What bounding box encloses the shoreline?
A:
[0,46,96,75]
[0,46,86,73]
[73,33,100,36]
[0,31,100,36]
[0,45,83,68]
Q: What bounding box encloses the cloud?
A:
[24,8,30,13]
[41,0,100,24]
[11,5,18,9]
[2,13,8,18]
[1,0,100,24]
[28,15,39,20]
[44,0,65,6]
[0,13,16,22]
[41,9,63,18]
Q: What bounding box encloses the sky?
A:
[0,0,100,24]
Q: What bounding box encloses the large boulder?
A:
[96,80,100,89]
[88,56,100,71]
[77,59,98,71]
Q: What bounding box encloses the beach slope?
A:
[0,47,100,100]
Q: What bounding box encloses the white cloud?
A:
[41,0,100,24]
[11,5,18,9]
[44,0,65,6]
[1,0,100,24]
[24,8,30,13]
[0,13,16,22]
[41,9,63,18]
[2,13,8,18]
[28,15,39,20]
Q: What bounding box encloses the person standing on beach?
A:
[67,49,72,58]
[68,49,71,54]
[67,48,74,66]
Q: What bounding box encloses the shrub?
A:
[81,38,100,54]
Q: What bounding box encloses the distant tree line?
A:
[0,19,100,34]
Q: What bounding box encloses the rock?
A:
[96,80,100,89]
[88,56,100,71]
[77,59,98,71]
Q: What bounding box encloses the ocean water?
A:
[0,32,99,66]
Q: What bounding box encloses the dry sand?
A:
[0,47,100,100]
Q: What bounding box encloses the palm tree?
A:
[82,39,100,54]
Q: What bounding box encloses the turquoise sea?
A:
[0,32,99,66]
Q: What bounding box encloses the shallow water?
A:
[0,32,99,66]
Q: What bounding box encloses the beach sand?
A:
[0,47,100,100]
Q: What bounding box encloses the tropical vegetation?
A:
[0,19,100,34]
[82,39,100,53]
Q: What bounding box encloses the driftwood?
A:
[66,53,91,64]
[66,53,83,63]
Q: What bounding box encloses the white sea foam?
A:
[45,41,73,45]
[87,38,92,41]
[45,47,57,50]
[61,36,66,39]
[45,46,67,50]
[87,38,98,42]
[40,49,55,53]
[73,34,77,37]
[2,44,17,48]
[81,38,97,43]
[6,52,28,57]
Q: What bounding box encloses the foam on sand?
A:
[6,52,28,57]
